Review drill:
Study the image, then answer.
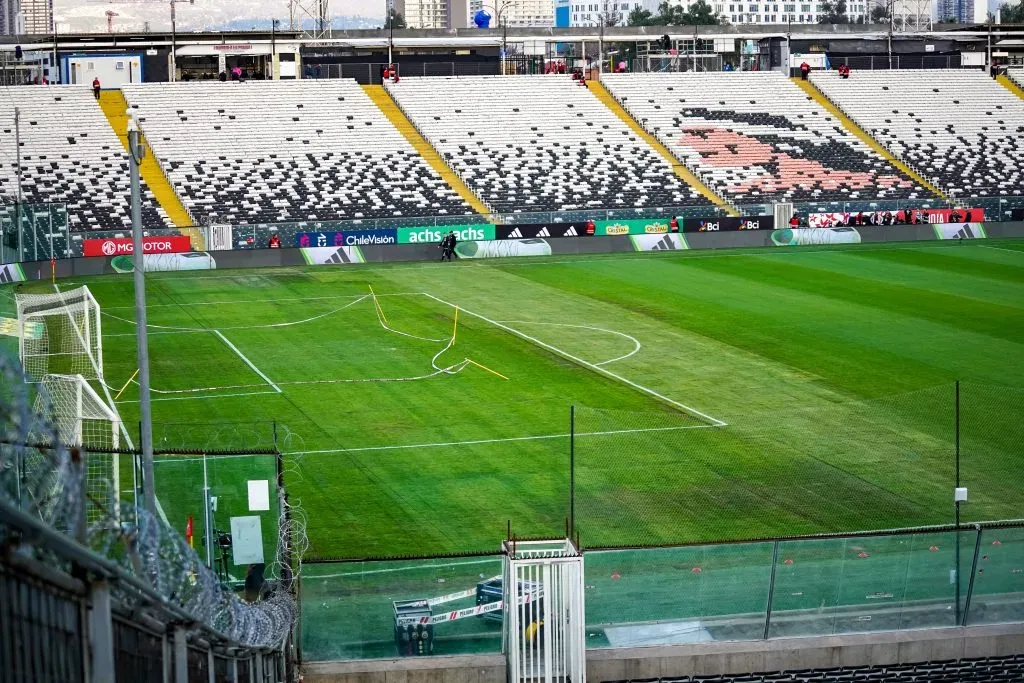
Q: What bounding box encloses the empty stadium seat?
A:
[810,69,1024,199]
[1008,67,1024,90]
[0,86,169,233]
[600,72,927,206]
[385,75,713,214]
[120,80,475,226]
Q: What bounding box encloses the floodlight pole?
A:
[128,113,156,517]
[14,107,23,262]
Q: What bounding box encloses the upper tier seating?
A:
[1008,67,1024,90]
[121,80,474,225]
[601,72,926,206]
[0,86,169,232]
[385,75,713,214]
[810,69,1024,199]
[602,653,1024,683]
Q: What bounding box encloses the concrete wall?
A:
[305,624,1024,683]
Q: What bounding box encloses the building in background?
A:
[19,0,52,33]
[1,0,20,35]
[396,0,469,28]
[936,0,980,22]
[566,0,657,25]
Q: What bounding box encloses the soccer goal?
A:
[15,286,104,381]
[34,373,122,522]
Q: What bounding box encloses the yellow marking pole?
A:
[452,305,459,344]
[369,284,389,324]
[465,357,509,380]
[113,368,140,401]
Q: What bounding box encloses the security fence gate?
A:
[503,539,585,683]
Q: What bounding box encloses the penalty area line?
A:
[420,293,728,427]
[213,330,282,393]
[117,390,280,404]
[284,423,714,456]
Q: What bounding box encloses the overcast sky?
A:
[55,0,386,32]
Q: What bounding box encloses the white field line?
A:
[213,330,282,393]
[101,292,422,311]
[101,294,369,332]
[979,244,1024,255]
[498,320,641,366]
[284,423,713,456]
[421,293,728,427]
[117,390,279,404]
[308,558,498,580]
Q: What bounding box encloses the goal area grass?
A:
[3,239,1024,560]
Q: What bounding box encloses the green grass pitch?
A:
[4,239,1024,562]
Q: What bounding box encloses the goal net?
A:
[34,373,121,523]
[15,286,103,381]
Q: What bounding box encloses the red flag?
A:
[185,515,194,548]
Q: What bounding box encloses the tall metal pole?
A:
[954,379,961,623]
[170,0,177,82]
[598,0,604,76]
[128,113,156,517]
[271,18,277,80]
[388,0,393,67]
[14,107,22,263]
[569,405,575,534]
[52,21,58,83]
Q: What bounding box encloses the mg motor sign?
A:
[83,236,191,257]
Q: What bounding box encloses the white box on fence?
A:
[955,487,968,502]
[248,479,270,511]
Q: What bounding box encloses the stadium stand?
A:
[385,75,715,214]
[602,653,1024,683]
[1008,68,1024,89]
[599,72,927,206]
[0,86,169,235]
[810,69,1024,199]
[121,80,476,225]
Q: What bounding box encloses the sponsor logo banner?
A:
[296,229,397,247]
[397,224,495,244]
[630,233,688,251]
[300,246,367,265]
[82,236,191,257]
[771,227,862,246]
[933,222,987,240]
[682,215,774,233]
[0,263,25,283]
[496,223,587,240]
[595,219,672,236]
[809,207,984,228]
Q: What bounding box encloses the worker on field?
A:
[268,233,281,249]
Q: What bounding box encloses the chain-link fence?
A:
[573,382,1023,549]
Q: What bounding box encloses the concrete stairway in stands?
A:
[362,84,491,216]
[98,90,204,249]
[791,77,947,200]
[997,74,1024,102]
[587,78,736,215]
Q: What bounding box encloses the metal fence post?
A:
[174,627,188,683]
[230,658,239,683]
[89,580,115,683]
[254,650,264,683]
[963,525,983,626]
[763,540,780,639]
[208,649,216,683]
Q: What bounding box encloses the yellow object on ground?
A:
[97,90,204,249]
[791,78,947,200]
[362,85,491,216]
[587,79,736,215]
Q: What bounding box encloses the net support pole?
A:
[128,114,157,517]
[954,380,961,624]
[569,405,575,535]
[763,540,780,640]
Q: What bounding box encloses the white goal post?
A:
[33,373,122,522]
[15,285,104,382]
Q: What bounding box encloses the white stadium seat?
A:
[385,75,713,214]
[0,87,169,233]
[601,71,926,205]
[810,69,1024,199]
[121,80,475,225]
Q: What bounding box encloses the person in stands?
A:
[800,61,811,80]
[789,213,801,228]
[950,207,964,223]
[219,71,227,82]
[268,233,281,249]
[838,64,851,79]
[669,216,679,232]
[92,77,101,100]
[586,219,596,235]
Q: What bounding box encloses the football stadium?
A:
[2,19,1024,683]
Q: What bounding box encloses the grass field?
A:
[5,238,1024,561]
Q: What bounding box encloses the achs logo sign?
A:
[83,236,191,257]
